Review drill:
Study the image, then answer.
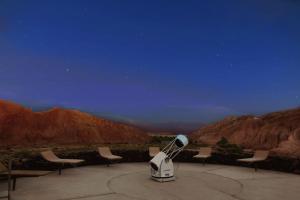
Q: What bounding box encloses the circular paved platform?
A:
[1,163,299,200]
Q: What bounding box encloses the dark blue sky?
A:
[0,0,300,124]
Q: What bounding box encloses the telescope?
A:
[149,134,188,182]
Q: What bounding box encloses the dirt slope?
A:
[0,100,150,146]
[190,108,300,157]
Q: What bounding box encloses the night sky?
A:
[0,0,300,125]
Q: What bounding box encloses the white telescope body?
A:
[150,134,188,182]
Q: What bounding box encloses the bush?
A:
[150,135,175,145]
[216,137,243,155]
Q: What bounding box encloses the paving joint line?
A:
[58,192,116,200]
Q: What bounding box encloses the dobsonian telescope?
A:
[149,134,188,182]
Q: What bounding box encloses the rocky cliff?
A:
[190,108,300,157]
[0,100,150,146]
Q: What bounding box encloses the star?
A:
[82,7,88,16]
[124,73,129,79]
[139,32,144,37]
[137,65,144,72]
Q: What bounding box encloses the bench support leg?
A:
[254,163,258,172]
[58,164,62,175]
[12,178,16,191]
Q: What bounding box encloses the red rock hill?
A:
[190,108,300,157]
[0,100,150,146]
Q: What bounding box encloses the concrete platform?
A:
[1,163,299,200]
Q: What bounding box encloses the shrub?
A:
[216,137,243,155]
[150,135,175,145]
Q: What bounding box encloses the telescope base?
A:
[151,176,175,182]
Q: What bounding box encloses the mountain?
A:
[0,100,150,146]
[190,108,300,158]
[134,122,204,134]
